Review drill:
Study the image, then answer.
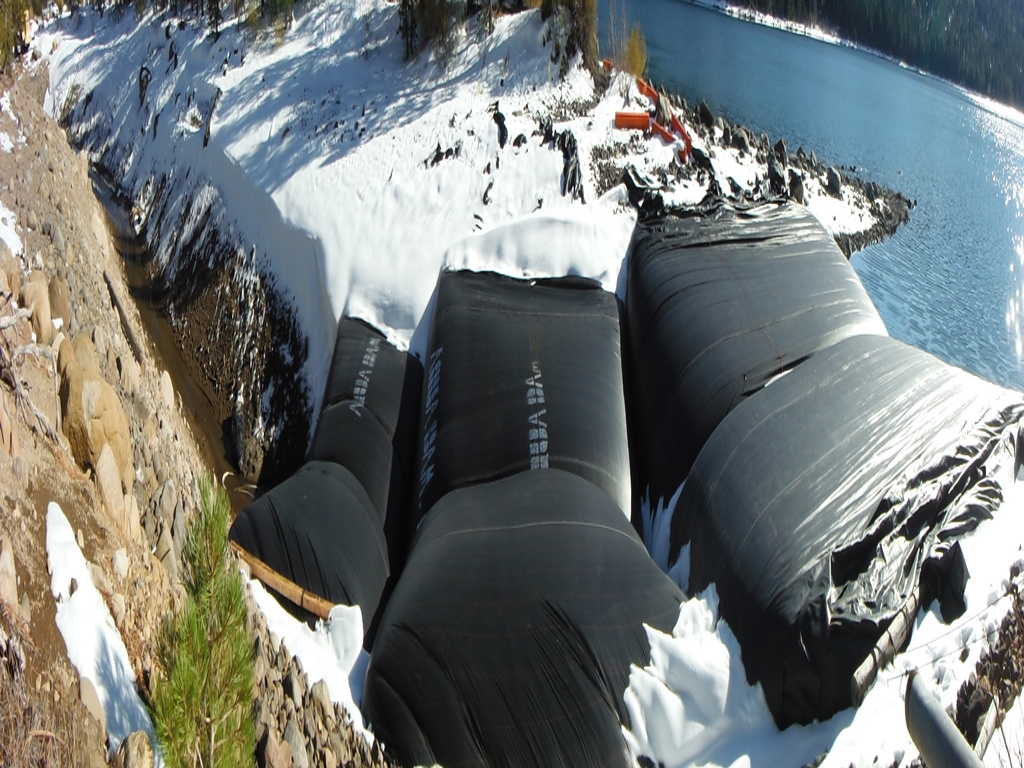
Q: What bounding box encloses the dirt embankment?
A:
[1,56,216,764]
[1,58,385,768]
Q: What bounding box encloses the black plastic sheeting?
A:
[673,333,1024,727]
[363,469,684,768]
[363,270,684,768]
[410,269,632,528]
[230,317,421,636]
[228,461,388,620]
[627,202,887,501]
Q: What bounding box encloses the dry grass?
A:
[0,607,77,767]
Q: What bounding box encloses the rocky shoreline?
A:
[592,84,912,258]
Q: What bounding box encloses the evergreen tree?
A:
[0,0,29,73]
[149,479,255,768]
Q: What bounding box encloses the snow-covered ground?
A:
[27,2,1024,766]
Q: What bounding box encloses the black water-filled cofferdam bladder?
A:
[364,269,685,768]
[626,202,887,503]
[676,333,1023,727]
[409,269,633,529]
[230,316,422,637]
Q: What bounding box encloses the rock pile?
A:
[245,583,394,768]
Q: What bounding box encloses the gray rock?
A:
[767,153,787,196]
[158,480,177,528]
[159,370,175,412]
[697,100,714,129]
[112,548,129,580]
[257,728,292,768]
[156,525,177,579]
[283,718,309,768]
[52,223,65,257]
[116,730,154,768]
[80,676,106,734]
[731,126,751,153]
[310,679,332,717]
[110,593,126,626]
[826,166,843,198]
[172,500,186,546]
[285,669,303,710]
[654,93,672,128]
[773,138,787,167]
[27,209,37,230]
[788,169,805,205]
[0,537,18,612]
[95,444,125,521]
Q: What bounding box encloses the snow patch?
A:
[45,502,160,761]
[248,579,371,738]
[0,198,21,256]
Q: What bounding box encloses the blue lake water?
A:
[600,0,1024,392]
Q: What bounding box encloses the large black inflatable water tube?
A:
[364,270,684,768]
[627,202,887,502]
[410,269,633,528]
[675,332,1023,726]
[230,317,421,635]
[365,469,683,768]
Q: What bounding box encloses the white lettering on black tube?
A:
[348,337,381,417]
[526,360,549,469]
[418,347,444,499]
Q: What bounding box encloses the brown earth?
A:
[0,57,380,768]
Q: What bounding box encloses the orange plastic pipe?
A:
[651,120,676,144]
[615,111,651,131]
[637,77,659,103]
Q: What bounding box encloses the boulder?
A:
[115,730,154,768]
[156,525,177,579]
[61,363,133,489]
[159,370,175,412]
[257,728,292,768]
[697,100,714,129]
[788,168,806,205]
[57,335,77,379]
[773,137,787,166]
[113,548,129,580]
[110,593,126,626]
[5,266,18,306]
[51,224,66,259]
[80,676,106,734]
[654,92,672,129]
[119,354,141,395]
[0,537,18,613]
[283,718,309,768]
[48,273,71,326]
[826,166,843,198]
[731,126,751,153]
[22,271,52,346]
[96,443,125,521]
[157,480,176,529]
[767,153,787,196]
[72,335,100,374]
